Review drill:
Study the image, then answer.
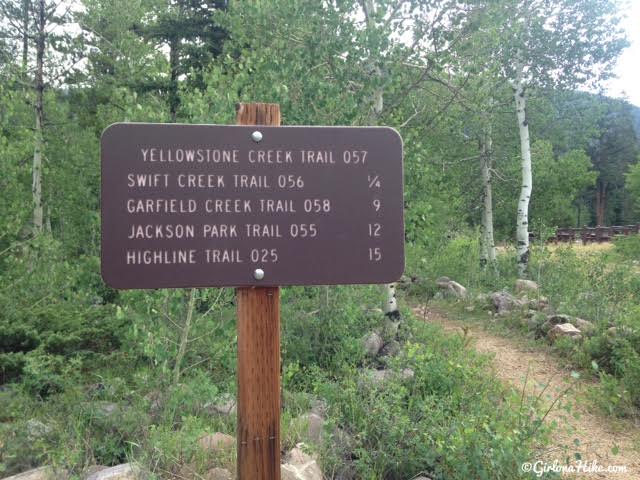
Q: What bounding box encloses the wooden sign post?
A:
[235,103,282,479]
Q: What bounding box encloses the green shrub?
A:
[317,318,551,479]
[613,234,640,261]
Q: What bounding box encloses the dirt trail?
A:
[413,306,640,479]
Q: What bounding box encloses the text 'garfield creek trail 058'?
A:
[100,123,404,289]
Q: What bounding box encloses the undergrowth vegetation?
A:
[405,233,640,418]
[0,239,553,478]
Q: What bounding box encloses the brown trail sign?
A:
[100,121,403,288]
[100,103,404,479]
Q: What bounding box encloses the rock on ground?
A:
[197,432,235,453]
[541,314,572,335]
[490,291,523,315]
[2,467,69,480]
[309,398,327,418]
[297,413,324,445]
[436,278,468,299]
[548,323,582,342]
[574,318,595,334]
[528,297,550,312]
[515,279,538,293]
[281,445,323,480]
[84,464,145,480]
[446,281,468,299]
[379,340,400,358]
[26,419,52,439]
[80,467,108,480]
[364,368,414,386]
[362,331,384,357]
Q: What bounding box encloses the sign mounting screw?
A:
[251,131,263,143]
[253,268,265,280]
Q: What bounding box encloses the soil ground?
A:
[413,305,640,479]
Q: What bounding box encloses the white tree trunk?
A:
[384,282,399,319]
[360,0,399,319]
[480,124,496,269]
[514,81,532,277]
[32,0,45,234]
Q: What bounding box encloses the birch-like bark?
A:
[22,0,30,71]
[361,0,399,319]
[514,80,532,277]
[32,0,45,234]
[479,123,496,270]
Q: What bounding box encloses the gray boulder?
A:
[362,332,384,357]
[297,413,324,446]
[379,340,401,358]
[84,464,145,480]
[528,297,550,312]
[541,314,572,335]
[365,368,414,386]
[515,279,538,294]
[447,281,468,299]
[548,323,582,342]
[26,419,52,439]
[2,467,68,480]
[309,398,327,418]
[436,278,468,299]
[80,466,109,480]
[490,291,523,315]
[281,444,323,480]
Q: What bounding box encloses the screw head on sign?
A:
[251,131,263,143]
[253,268,265,280]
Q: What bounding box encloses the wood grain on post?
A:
[236,102,281,480]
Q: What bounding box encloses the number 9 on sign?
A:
[373,199,381,211]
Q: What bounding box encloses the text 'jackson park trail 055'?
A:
[100,122,404,288]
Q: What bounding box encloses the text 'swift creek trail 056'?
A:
[101,123,404,289]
